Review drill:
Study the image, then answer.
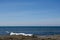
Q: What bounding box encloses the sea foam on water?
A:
[10,32,33,36]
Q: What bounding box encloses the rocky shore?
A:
[0,35,60,40]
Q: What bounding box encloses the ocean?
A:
[0,26,60,35]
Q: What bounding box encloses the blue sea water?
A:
[0,26,60,35]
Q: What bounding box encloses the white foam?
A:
[10,32,33,36]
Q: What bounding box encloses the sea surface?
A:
[0,26,60,35]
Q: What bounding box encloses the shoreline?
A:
[0,35,60,40]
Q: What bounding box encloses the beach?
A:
[0,35,60,40]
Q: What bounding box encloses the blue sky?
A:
[0,0,60,26]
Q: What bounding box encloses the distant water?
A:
[0,26,60,35]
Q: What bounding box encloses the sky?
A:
[0,0,60,26]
